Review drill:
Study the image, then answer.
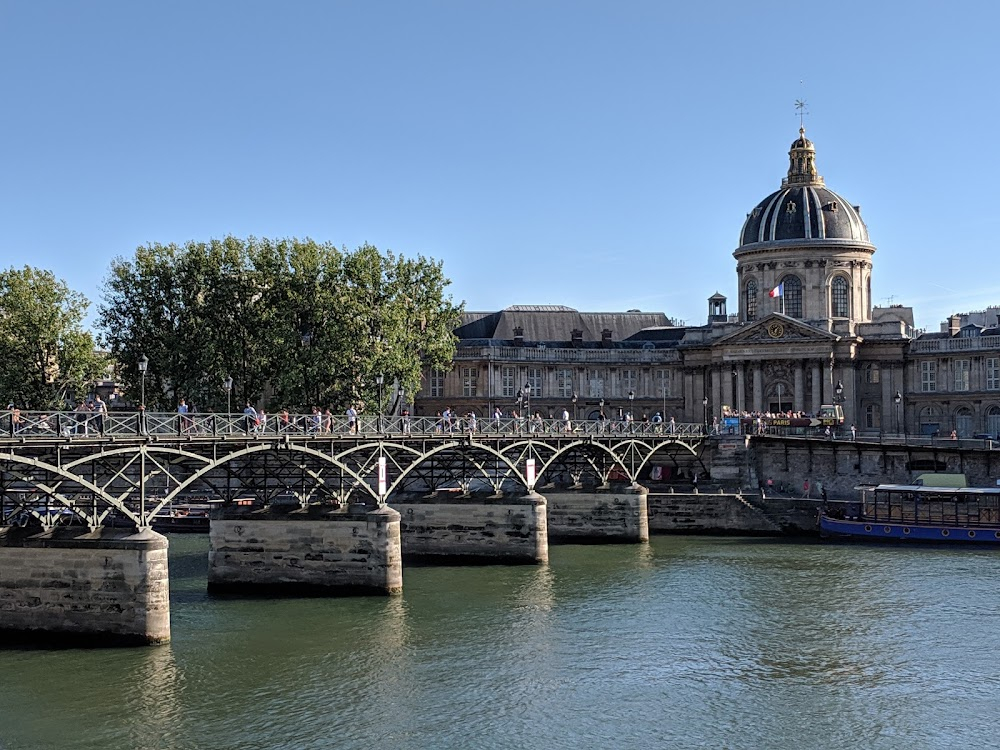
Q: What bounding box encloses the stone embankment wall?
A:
[208,504,402,595]
[744,437,1000,499]
[0,527,170,646]
[391,492,548,563]
[544,486,648,542]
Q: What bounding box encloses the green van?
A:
[913,473,967,488]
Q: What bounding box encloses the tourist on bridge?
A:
[668,416,676,435]
[346,404,358,434]
[243,402,259,434]
[402,408,411,434]
[467,412,477,434]
[562,407,571,433]
[493,406,502,432]
[598,409,607,434]
[652,412,663,433]
[94,395,107,435]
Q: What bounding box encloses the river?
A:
[2,534,998,750]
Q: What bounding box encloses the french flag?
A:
[768,283,784,298]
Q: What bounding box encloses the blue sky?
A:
[2,1,998,333]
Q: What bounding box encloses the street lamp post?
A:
[892,391,906,443]
[376,374,385,434]
[524,383,532,422]
[138,354,148,408]
[224,376,233,415]
[702,396,709,434]
[571,392,578,422]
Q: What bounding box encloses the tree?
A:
[98,237,462,414]
[0,266,106,409]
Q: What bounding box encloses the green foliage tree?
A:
[98,237,462,414]
[0,266,106,409]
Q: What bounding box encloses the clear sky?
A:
[2,1,998,334]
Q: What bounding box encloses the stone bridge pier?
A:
[0,527,170,646]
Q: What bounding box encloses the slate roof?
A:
[456,306,673,344]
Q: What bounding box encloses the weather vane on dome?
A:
[795,99,808,130]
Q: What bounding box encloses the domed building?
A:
[418,128,1000,440]
[735,129,875,330]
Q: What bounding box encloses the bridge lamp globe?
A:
[224,376,233,414]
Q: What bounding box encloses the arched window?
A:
[955,407,973,438]
[864,364,880,384]
[831,276,849,318]
[987,406,1000,437]
[783,276,803,318]
[746,280,758,322]
[865,403,881,429]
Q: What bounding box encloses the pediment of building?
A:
[713,314,839,347]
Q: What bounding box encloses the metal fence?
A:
[0,410,706,439]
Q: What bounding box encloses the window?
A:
[831,276,849,318]
[501,366,516,398]
[987,358,1000,391]
[954,359,970,392]
[865,403,881,429]
[526,368,543,397]
[920,361,937,392]
[746,280,758,322]
[955,407,973,438]
[865,364,880,384]
[556,369,574,398]
[616,369,637,397]
[656,370,669,399]
[588,369,605,398]
[430,371,444,398]
[783,276,803,318]
[461,367,478,397]
[987,406,1000,436]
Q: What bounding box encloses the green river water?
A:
[2,534,998,750]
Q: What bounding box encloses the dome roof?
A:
[739,184,870,246]
[737,128,872,249]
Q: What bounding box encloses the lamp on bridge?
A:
[571,392,578,421]
[702,396,709,434]
[628,390,635,419]
[224,376,233,415]
[524,383,532,420]
[892,391,906,442]
[138,354,148,408]
[376,374,385,433]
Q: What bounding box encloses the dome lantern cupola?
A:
[782,127,823,188]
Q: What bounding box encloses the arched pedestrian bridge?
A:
[0,411,707,530]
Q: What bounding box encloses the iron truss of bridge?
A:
[0,411,708,531]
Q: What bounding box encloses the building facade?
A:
[415,130,1000,439]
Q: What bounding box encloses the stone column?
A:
[711,368,721,421]
[811,361,822,415]
[684,370,695,421]
[882,365,894,433]
[794,363,805,412]
[752,363,763,412]
[735,366,746,412]
[722,366,734,413]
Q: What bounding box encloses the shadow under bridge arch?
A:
[384,440,527,496]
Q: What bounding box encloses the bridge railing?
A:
[0,410,706,440]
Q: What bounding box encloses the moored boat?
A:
[821,484,1000,543]
[151,503,213,533]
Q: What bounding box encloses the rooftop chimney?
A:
[601,329,613,348]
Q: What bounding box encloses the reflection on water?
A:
[2,535,1000,749]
